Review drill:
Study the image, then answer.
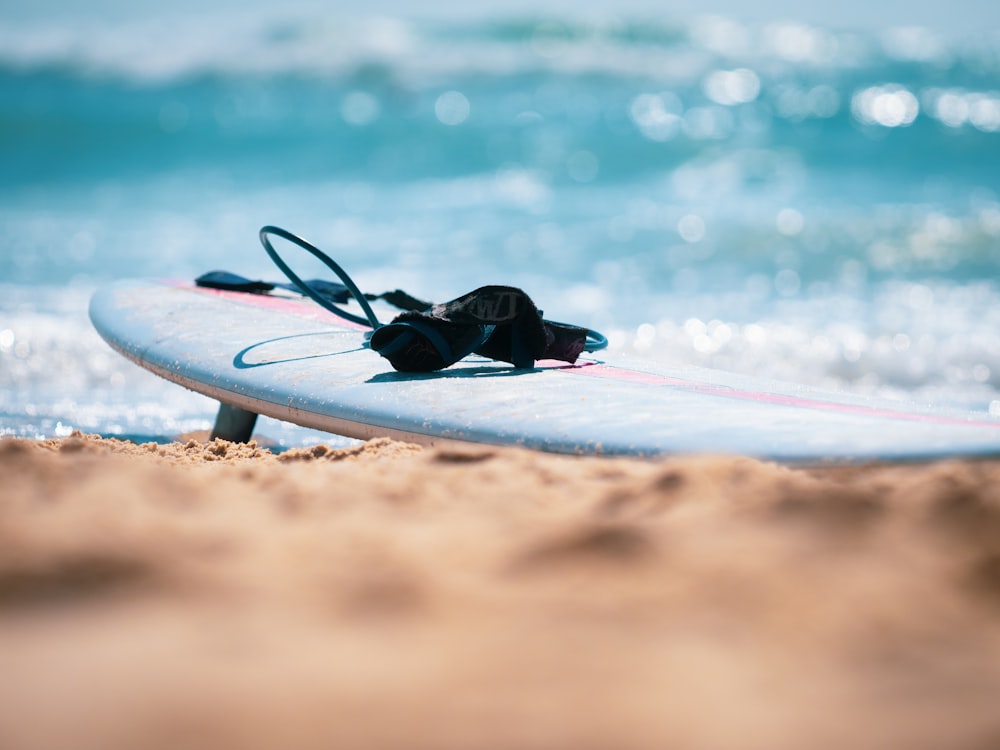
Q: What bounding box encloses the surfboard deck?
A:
[89,279,1000,462]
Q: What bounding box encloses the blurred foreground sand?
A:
[1,433,999,750]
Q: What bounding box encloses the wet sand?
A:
[1,433,999,750]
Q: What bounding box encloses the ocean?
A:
[2,3,1000,447]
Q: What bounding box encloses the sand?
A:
[1,432,999,750]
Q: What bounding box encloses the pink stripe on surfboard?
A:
[555,361,1000,429]
[169,281,369,329]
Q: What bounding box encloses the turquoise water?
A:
[2,7,1000,445]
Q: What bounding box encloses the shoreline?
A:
[2,433,1000,748]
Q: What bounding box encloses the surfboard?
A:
[89,278,1000,463]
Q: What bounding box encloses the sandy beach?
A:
[1,433,999,750]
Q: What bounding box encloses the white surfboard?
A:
[89,279,1000,462]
